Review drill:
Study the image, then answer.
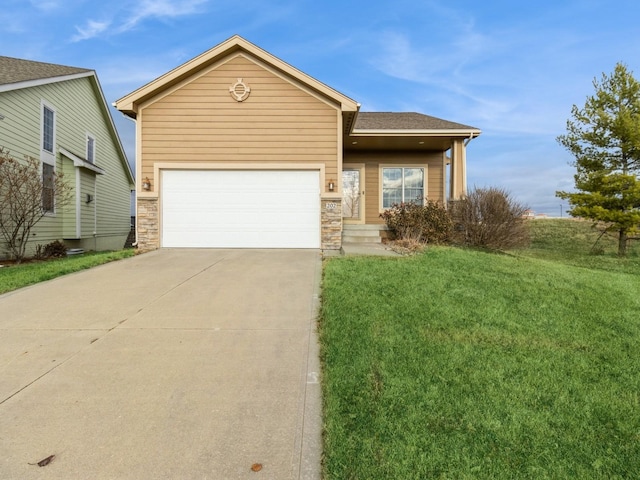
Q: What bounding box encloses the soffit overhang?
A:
[345,129,481,152]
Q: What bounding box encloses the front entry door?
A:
[342,166,364,222]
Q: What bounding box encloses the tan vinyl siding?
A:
[140,54,339,186]
[344,151,445,224]
[0,76,131,256]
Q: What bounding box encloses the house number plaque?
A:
[326,202,337,210]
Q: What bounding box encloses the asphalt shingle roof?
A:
[354,111,477,131]
[0,56,91,87]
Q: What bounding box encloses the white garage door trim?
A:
[161,169,320,248]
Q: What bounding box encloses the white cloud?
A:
[29,0,62,12]
[119,0,209,32]
[70,0,208,42]
[71,19,112,42]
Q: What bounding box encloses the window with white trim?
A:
[86,134,96,163]
[42,104,55,154]
[42,163,55,213]
[382,167,425,208]
[41,101,56,213]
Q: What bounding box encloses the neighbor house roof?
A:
[0,56,134,185]
[354,112,478,132]
[0,56,92,91]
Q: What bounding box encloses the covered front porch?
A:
[339,112,480,243]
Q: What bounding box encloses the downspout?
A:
[464,132,475,146]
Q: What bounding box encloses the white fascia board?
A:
[0,71,95,93]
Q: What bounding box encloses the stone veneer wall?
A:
[321,197,342,250]
[137,197,159,251]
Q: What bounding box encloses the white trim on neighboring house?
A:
[40,99,56,164]
[0,68,134,188]
[59,147,106,175]
[40,99,57,215]
[0,71,95,93]
[75,168,81,238]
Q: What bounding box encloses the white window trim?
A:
[40,99,56,165]
[41,100,57,215]
[42,162,56,215]
[379,164,428,212]
[86,132,96,164]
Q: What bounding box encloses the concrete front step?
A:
[342,235,382,243]
[342,224,385,244]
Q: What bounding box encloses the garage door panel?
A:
[162,170,320,248]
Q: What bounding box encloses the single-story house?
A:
[115,35,480,251]
[0,56,134,258]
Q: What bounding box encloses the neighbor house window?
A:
[42,163,55,213]
[41,101,57,213]
[86,134,96,163]
[382,167,425,208]
[42,105,55,153]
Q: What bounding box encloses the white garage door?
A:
[161,170,320,248]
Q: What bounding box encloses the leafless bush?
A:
[451,187,530,250]
[380,200,452,244]
[0,147,72,262]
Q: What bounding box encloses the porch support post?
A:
[449,139,467,201]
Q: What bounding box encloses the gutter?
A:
[351,128,482,137]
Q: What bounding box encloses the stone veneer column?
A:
[136,197,160,252]
[321,197,342,250]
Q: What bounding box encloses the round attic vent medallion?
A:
[229,78,251,102]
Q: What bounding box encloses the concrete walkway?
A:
[339,242,400,257]
[0,249,322,479]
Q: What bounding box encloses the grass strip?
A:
[0,249,135,295]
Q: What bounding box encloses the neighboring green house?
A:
[0,56,134,258]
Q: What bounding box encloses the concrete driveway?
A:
[0,249,322,479]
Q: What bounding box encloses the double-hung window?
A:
[382,167,425,209]
[41,101,56,213]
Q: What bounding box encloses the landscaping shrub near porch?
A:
[379,200,452,245]
[319,249,640,479]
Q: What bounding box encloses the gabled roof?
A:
[0,56,134,186]
[354,112,479,133]
[115,35,360,118]
[0,56,92,92]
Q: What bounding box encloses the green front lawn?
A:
[0,249,135,295]
[320,220,640,479]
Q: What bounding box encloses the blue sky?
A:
[3,0,640,215]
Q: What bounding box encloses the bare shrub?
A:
[0,147,72,262]
[380,200,452,244]
[451,187,530,250]
[42,240,67,258]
